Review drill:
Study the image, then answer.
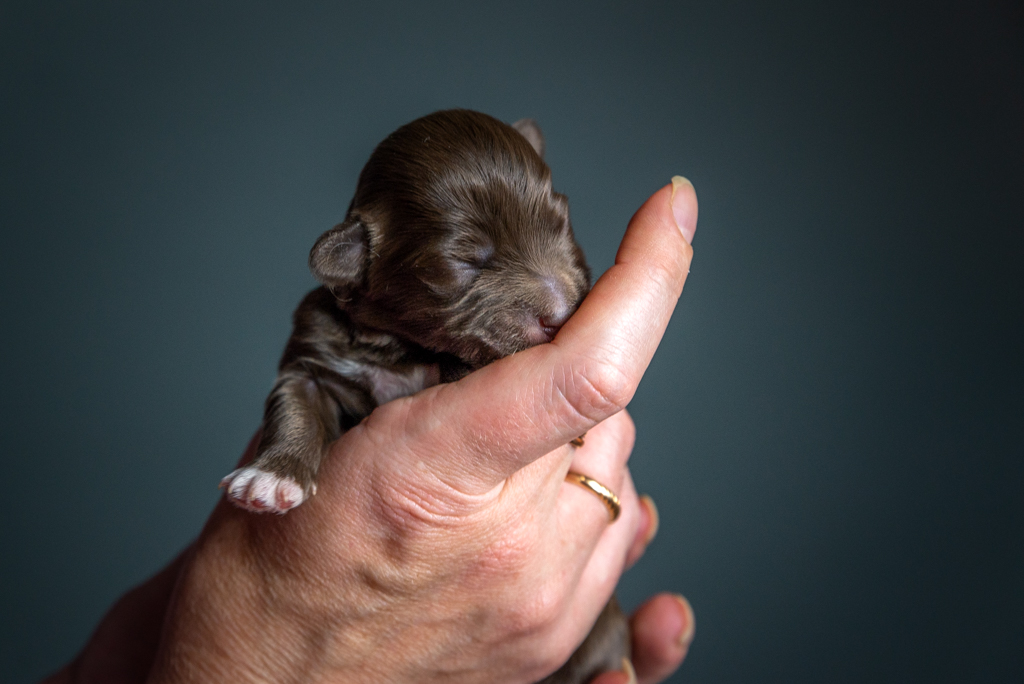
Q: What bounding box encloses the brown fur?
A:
[224,109,627,683]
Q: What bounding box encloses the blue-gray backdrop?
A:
[2,1,1022,682]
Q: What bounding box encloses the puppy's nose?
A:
[531,308,570,343]
[539,311,570,331]
[528,317,559,344]
[535,316,561,343]
[528,276,575,344]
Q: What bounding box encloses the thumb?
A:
[375,178,698,494]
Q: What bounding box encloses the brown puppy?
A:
[221,109,627,683]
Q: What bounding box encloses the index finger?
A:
[378,178,698,493]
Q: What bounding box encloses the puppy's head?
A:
[310,109,590,368]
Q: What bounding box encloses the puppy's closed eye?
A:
[412,252,477,296]
[448,260,481,291]
[452,232,495,266]
[444,236,495,287]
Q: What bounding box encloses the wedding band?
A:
[565,471,621,522]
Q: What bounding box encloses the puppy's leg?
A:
[222,368,351,513]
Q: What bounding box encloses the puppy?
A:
[221,109,628,683]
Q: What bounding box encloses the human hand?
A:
[53,178,698,684]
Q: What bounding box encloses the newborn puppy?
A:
[221,109,627,683]
[222,109,590,511]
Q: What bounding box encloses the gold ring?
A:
[565,471,621,522]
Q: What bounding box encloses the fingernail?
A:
[670,176,696,245]
[640,494,659,546]
[673,594,696,647]
[621,657,637,684]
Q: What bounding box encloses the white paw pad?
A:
[220,467,306,514]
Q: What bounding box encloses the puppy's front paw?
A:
[220,467,306,514]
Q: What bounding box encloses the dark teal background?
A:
[2,1,1021,682]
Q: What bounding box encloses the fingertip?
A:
[612,182,695,302]
[589,674,629,684]
[672,594,696,649]
[625,494,659,568]
[669,176,698,245]
[630,593,695,683]
[622,656,638,684]
[640,495,660,546]
[589,658,636,684]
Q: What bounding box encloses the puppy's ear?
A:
[512,118,545,159]
[309,218,369,290]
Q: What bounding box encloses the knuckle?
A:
[557,357,633,423]
[504,580,566,635]
[645,243,690,296]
